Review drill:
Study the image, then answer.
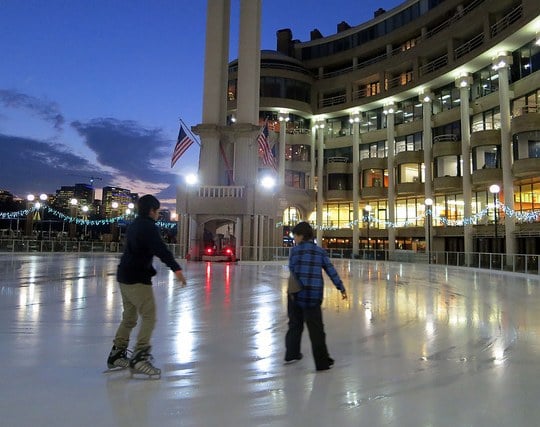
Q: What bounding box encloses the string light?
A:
[275,202,540,230]
[0,206,177,229]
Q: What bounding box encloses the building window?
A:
[472,146,500,170]
[512,131,540,160]
[435,156,460,177]
[363,169,388,188]
[285,144,310,162]
[395,132,423,154]
[471,108,501,132]
[285,171,306,189]
[398,163,423,183]
[327,174,352,191]
[283,207,301,225]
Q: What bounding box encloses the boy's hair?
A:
[138,194,160,217]
[292,221,314,241]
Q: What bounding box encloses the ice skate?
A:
[129,347,161,379]
[104,346,131,373]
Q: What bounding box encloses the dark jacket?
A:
[117,215,181,285]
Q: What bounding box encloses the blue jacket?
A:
[117,215,181,285]
[289,241,345,308]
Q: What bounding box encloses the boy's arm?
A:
[321,250,347,298]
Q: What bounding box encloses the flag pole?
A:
[179,117,201,147]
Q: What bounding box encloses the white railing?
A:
[491,4,523,37]
[328,157,349,163]
[197,186,245,198]
[419,54,449,76]
[433,134,458,143]
[454,33,485,60]
[319,94,347,108]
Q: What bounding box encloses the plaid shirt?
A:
[289,241,345,308]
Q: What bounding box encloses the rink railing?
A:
[238,246,540,276]
[0,239,183,257]
[1,239,538,275]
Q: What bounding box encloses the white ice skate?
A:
[129,348,161,379]
[103,346,131,373]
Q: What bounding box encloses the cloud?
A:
[0,133,111,197]
[71,118,176,184]
[0,89,65,130]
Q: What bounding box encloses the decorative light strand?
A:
[0,206,177,229]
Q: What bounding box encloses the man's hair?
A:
[138,194,160,217]
[292,221,314,241]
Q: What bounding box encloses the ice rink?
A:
[2,253,540,427]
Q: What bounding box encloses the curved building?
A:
[185,0,540,261]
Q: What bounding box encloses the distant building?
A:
[102,186,138,217]
[53,184,94,213]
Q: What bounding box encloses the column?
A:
[202,0,230,125]
[278,112,289,186]
[236,0,261,124]
[233,0,262,190]
[199,0,230,186]
[455,75,474,263]
[316,119,325,245]
[493,53,516,257]
[421,92,434,258]
[385,104,396,257]
[351,111,361,258]
[310,126,316,189]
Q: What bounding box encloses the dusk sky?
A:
[0,0,403,210]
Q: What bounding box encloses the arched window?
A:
[283,207,301,225]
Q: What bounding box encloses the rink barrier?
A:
[0,239,183,257]
[1,239,537,276]
[238,246,540,276]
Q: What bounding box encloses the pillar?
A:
[421,93,434,258]
[351,111,361,258]
[385,104,397,256]
[493,53,516,257]
[456,75,474,263]
[316,119,325,245]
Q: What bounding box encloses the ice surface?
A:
[2,254,540,426]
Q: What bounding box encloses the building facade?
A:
[186,0,540,260]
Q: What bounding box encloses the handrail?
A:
[327,156,349,163]
[491,4,523,37]
[454,33,485,60]
[419,54,448,76]
[319,94,347,108]
[198,186,245,198]
[433,134,458,143]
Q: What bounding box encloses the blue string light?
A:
[0,206,177,229]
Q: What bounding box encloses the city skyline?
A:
[0,0,403,210]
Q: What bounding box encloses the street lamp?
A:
[39,193,47,239]
[425,198,433,264]
[364,205,372,257]
[69,198,78,239]
[81,205,89,239]
[26,194,35,236]
[489,184,500,252]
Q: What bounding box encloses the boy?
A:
[285,221,347,371]
[107,194,186,377]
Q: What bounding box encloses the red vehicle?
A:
[202,244,236,262]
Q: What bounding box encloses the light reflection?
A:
[205,262,212,306]
[254,301,275,372]
[224,263,231,306]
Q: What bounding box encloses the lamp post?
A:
[81,205,89,239]
[489,184,500,253]
[425,198,433,264]
[184,173,198,258]
[364,204,372,258]
[39,193,47,239]
[69,198,78,239]
[26,194,35,236]
[111,201,119,242]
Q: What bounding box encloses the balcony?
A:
[396,182,424,196]
[432,134,460,157]
[325,189,353,201]
[326,157,351,174]
[433,176,462,192]
[394,150,424,165]
[513,158,540,179]
[470,129,501,148]
[511,110,540,135]
[471,168,503,188]
[360,157,387,170]
[361,186,388,199]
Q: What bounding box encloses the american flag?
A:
[257,120,277,170]
[171,125,195,168]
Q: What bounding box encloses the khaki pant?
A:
[114,283,156,352]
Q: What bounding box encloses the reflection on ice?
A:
[2,254,540,426]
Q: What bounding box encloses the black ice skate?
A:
[129,347,161,379]
[104,346,131,373]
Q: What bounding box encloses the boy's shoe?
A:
[316,357,335,371]
[107,345,130,369]
[130,347,161,378]
[284,353,303,364]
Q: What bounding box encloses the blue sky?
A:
[0,0,402,209]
